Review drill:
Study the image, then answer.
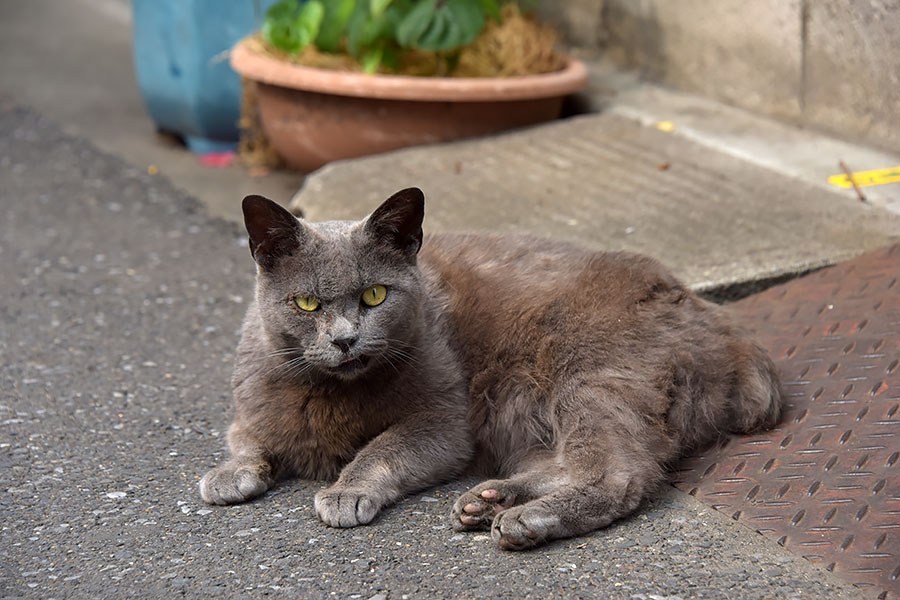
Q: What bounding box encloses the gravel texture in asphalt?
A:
[0,105,866,599]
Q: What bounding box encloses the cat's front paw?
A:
[199,462,271,505]
[314,487,382,528]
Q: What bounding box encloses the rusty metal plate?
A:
[674,243,900,598]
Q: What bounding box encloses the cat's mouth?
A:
[329,355,371,376]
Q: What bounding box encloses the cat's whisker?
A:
[385,337,417,351]
[283,361,314,380]
[379,349,418,372]
[388,350,418,368]
[379,340,421,366]
[265,354,311,378]
[277,364,314,383]
[266,347,306,358]
[379,352,403,376]
[390,352,420,368]
[269,354,304,368]
[386,343,417,356]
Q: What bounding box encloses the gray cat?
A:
[199,187,782,550]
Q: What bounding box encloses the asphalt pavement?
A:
[0,104,868,599]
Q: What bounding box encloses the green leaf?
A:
[268,0,495,60]
[395,0,436,47]
[358,11,390,47]
[265,0,299,22]
[264,17,304,53]
[263,0,300,52]
[438,13,464,50]
[413,0,485,51]
[345,1,370,55]
[297,0,325,42]
[361,46,383,73]
[369,0,392,18]
[262,0,324,54]
[347,3,392,57]
[416,10,448,49]
[380,46,399,70]
[479,0,500,21]
[445,0,484,47]
[316,0,356,52]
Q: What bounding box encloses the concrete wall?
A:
[534,0,605,48]
[602,1,804,123]
[545,0,900,152]
[802,0,900,151]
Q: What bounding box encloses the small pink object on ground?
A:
[198,151,235,168]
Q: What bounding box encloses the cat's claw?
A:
[315,487,381,528]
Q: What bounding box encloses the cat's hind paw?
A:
[315,487,382,528]
[451,482,516,531]
[491,503,561,551]
[199,462,271,505]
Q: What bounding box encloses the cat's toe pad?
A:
[451,487,515,531]
[459,502,483,522]
[491,504,560,551]
[315,487,381,528]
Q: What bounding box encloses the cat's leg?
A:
[490,422,671,550]
[315,414,472,528]
[199,424,275,505]
[450,452,562,531]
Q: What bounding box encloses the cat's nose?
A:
[332,336,357,353]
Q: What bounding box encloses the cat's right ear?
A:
[242,195,303,270]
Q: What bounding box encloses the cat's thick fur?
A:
[200,188,782,550]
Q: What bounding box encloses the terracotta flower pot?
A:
[230,38,588,171]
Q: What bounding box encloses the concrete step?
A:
[290,109,900,295]
[576,58,900,216]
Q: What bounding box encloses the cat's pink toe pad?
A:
[480,489,500,500]
[463,502,483,514]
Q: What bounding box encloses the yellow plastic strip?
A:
[655,121,675,132]
[828,166,900,189]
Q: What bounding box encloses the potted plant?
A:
[231,0,588,171]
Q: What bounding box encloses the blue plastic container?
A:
[131,0,276,153]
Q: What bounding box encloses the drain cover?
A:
[674,243,900,598]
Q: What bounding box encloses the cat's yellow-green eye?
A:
[361,285,387,307]
[294,295,320,312]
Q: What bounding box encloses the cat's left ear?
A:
[242,195,304,270]
[365,187,425,258]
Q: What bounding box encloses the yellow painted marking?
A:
[655,121,675,132]
[828,165,900,189]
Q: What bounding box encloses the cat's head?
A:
[242,188,426,382]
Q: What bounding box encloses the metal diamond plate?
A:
[674,243,900,598]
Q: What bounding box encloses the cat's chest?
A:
[270,388,388,477]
